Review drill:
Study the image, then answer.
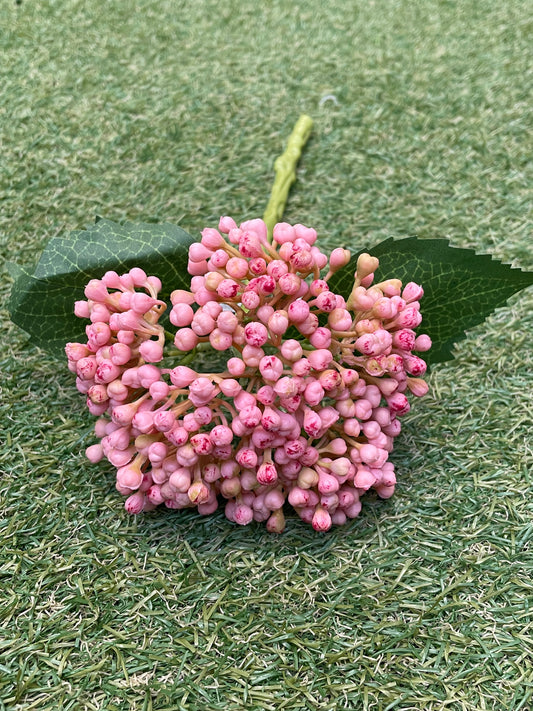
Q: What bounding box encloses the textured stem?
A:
[263,114,313,241]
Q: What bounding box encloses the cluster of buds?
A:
[66,217,431,532]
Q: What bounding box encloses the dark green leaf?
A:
[8,218,195,357]
[329,237,533,365]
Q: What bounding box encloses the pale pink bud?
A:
[250,305,271,325]
[328,248,351,272]
[318,406,340,429]
[317,468,340,495]
[240,218,268,242]
[225,257,249,280]
[86,322,111,348]
[209,328,233,351]
[407,377,429,397]
[171,289,195,305]
[170,303,194,328]
[233,503,254,525]
[356,253,379,279]
[307,327,331,349]
[239,405,262,429]
[174,328,198,351]
[264,488,285,510]
[201,463,220,483]
[194,286,218,306]
[402,282,424,302]
[238,232,263,258]
[187,481,210,505]
[307,348,333,371]
[242,345,264,368]
[293,223,317,245]
[216,216,235,234]
[374,484,395,499]
[259,355,284,382]
[266,310,289,335]
[201,227,224,250]
[272,222,295,244]
[187,259,208,276]
[288,487,309,507]
[240,291,260,309]
[280,339,303,362]
[404,355,427,376]
[116,465,143,490]
[76,355,97,380]
[414,334,432,352]
[267,259,289,279]
[188,377,217,405]
[328,308,352,331]
[191,406,210,426]
[227,357,246,376]
[312,506,332,532]
[124,492,146,514]
[303,380,324,407]
[235,448,258,469]
[86,443,104,463]
[189,242,213,263]
[168,365,196,387]
[318,369,342,391]
[278,273,301,296]
[278,242,294,261]
[84,279,109,302]
[210,424,234,446]
[139,340,163,363]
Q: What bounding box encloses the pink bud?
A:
[267,310,289,335]
[233,503,254,525]
[174,328,198,351]
[125,492,146,514]
[272,222,295,244]
[116,465,143,490]
[328,308,353,332]
[259,355,284,382]
[402,282,424,302]
[278,273,301,296]
[210,425,234,446]
[242,345,264,368]
[312,506,332,532]
[85,443,104,463]
[257,462,278,485]
[407,377,429,397]
[280,339,303,362]
[201,227,224,250]
[227,357,246,376]
[267,259,289,278]
[244,321,269,347]
[307,349,333,371]
[328,248,351,272]
[414,334,432,352]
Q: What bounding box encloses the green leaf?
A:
[328,237,533,366]
[8,218,195,357]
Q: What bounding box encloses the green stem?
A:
[263,114,313,241]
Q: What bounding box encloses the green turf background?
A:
[1,1,532,709]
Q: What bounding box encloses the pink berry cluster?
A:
[66,217,431,532]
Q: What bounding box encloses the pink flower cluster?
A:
[66,217,431,532]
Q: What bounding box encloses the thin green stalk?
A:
[263,114,313,241]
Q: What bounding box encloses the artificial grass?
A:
[1,0,532,709]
